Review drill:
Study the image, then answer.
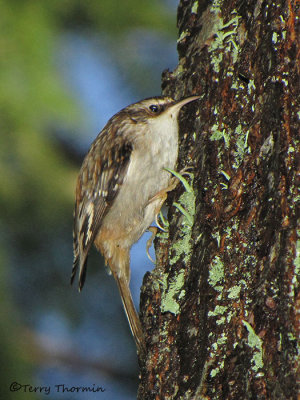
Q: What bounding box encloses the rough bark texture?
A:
[138,0,299,399]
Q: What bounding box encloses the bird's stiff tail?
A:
[95,241,146,355]
[114,274,145,355]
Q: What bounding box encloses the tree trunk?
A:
[138,0,299,399]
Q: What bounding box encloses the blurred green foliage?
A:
[0,0,175,224]
[48,0,175,35]
[0,0,176,397]
[0,1,78,225]
[0,250,37,400]
[0,3,77,397]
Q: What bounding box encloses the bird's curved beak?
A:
[170,95,200,115]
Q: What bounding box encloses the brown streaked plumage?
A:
[71,95,200,354]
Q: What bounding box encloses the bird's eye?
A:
[149,104,159,113]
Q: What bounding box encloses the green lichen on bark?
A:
[208,255,224,292]
[191,1,198,14]
[207,7,241,72]
[155,172,197,315]
[160,269,186,315]
[243,320,264,373]
[168,172,196,266]
[227,285,242,299]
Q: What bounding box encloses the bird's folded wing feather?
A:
[71,135,133,290]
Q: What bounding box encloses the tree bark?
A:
[138,0,299,399]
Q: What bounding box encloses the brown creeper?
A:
[71,95,199,354]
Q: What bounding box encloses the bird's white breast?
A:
[101,111,179,248]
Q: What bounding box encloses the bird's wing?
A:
[71,135,132,290]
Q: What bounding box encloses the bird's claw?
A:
[146,226,157,263]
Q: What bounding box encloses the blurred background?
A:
[0,1,178,398]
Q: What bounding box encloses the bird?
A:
[71,95,200,354]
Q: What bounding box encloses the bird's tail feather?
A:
[114,274,145,354]
[70,252,88,291]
